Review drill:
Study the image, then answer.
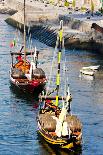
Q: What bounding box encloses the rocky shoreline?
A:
[0,1,17,15]
[1,0,103,54]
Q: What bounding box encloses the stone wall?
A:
[6,0,42,11]
[4,0,103,54]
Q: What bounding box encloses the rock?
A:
[0,3,17,15]
[33,68,46,79]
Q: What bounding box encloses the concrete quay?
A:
[2,0,103,54]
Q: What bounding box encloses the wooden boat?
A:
[37,21,82,150]
[10,49,46,93]
[10,0,46,94]
[80,69,94,76]
[82,65,100,70]
[80,65,100,76]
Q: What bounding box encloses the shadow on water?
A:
[37,134,82,155]
[9,83,40,108]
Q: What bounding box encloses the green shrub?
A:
[81,6,86,11]
[99,7,103,14]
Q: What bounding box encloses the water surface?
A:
[0,14,103,155]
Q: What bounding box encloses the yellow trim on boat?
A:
[58,52,61,63]
[56,96,59,106]
[38,130,66,144]
[38,130,74,149]
[61,142,74,149]
[59,30,63,42]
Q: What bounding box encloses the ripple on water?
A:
[0,14,103,155]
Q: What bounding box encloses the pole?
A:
[24,0,26,67]
[56,20,63,106]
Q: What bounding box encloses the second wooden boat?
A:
[10,48,47,94]
[37,20,82,150]
[10,0,46,94]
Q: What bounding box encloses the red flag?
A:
[10,39,16,47]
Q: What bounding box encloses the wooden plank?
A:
[10,51,39,56]
[40,96,66,100]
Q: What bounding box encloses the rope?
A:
[45,20,69,104]
[45,44,58,97]
[45,21,63,97]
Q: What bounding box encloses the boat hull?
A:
[37,122,81,150]
[10,75,46,94]
[80,69,94,76]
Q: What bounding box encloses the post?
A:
[24,0,26,67]
[56,20,63,106]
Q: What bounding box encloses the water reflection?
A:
[1,14,103,154]
[79,74,94,81]
[9,84,40,108]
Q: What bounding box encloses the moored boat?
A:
[82,65,100,70]
[37,20,82,150]
[80,68,94,76]
[10,0,47,94]
[10,49,46,94]
[80,65,100,76]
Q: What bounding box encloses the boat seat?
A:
[11,73,27,79]
[11,67,27,79]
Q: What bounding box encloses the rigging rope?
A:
[44,20,70,108]
[45,44,58,97]
[44,21,64,102]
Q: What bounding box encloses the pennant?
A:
[10,39,16,48]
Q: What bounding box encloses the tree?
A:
[72,0,76,8]
[91,0,94,16]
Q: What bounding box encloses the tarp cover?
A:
[33,68,45,79]
[38,112,56,132]
[39,113,82,132]
[11,68,26,79]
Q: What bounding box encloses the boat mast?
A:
[24,0,26,67]
[56,20,63,106]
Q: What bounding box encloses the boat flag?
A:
[10,39,16,47]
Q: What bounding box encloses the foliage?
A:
[99,7,103,14]
[72,0,75,8]
[64,0,69,7]
[81,5,86,12]
[91,0,94,13]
